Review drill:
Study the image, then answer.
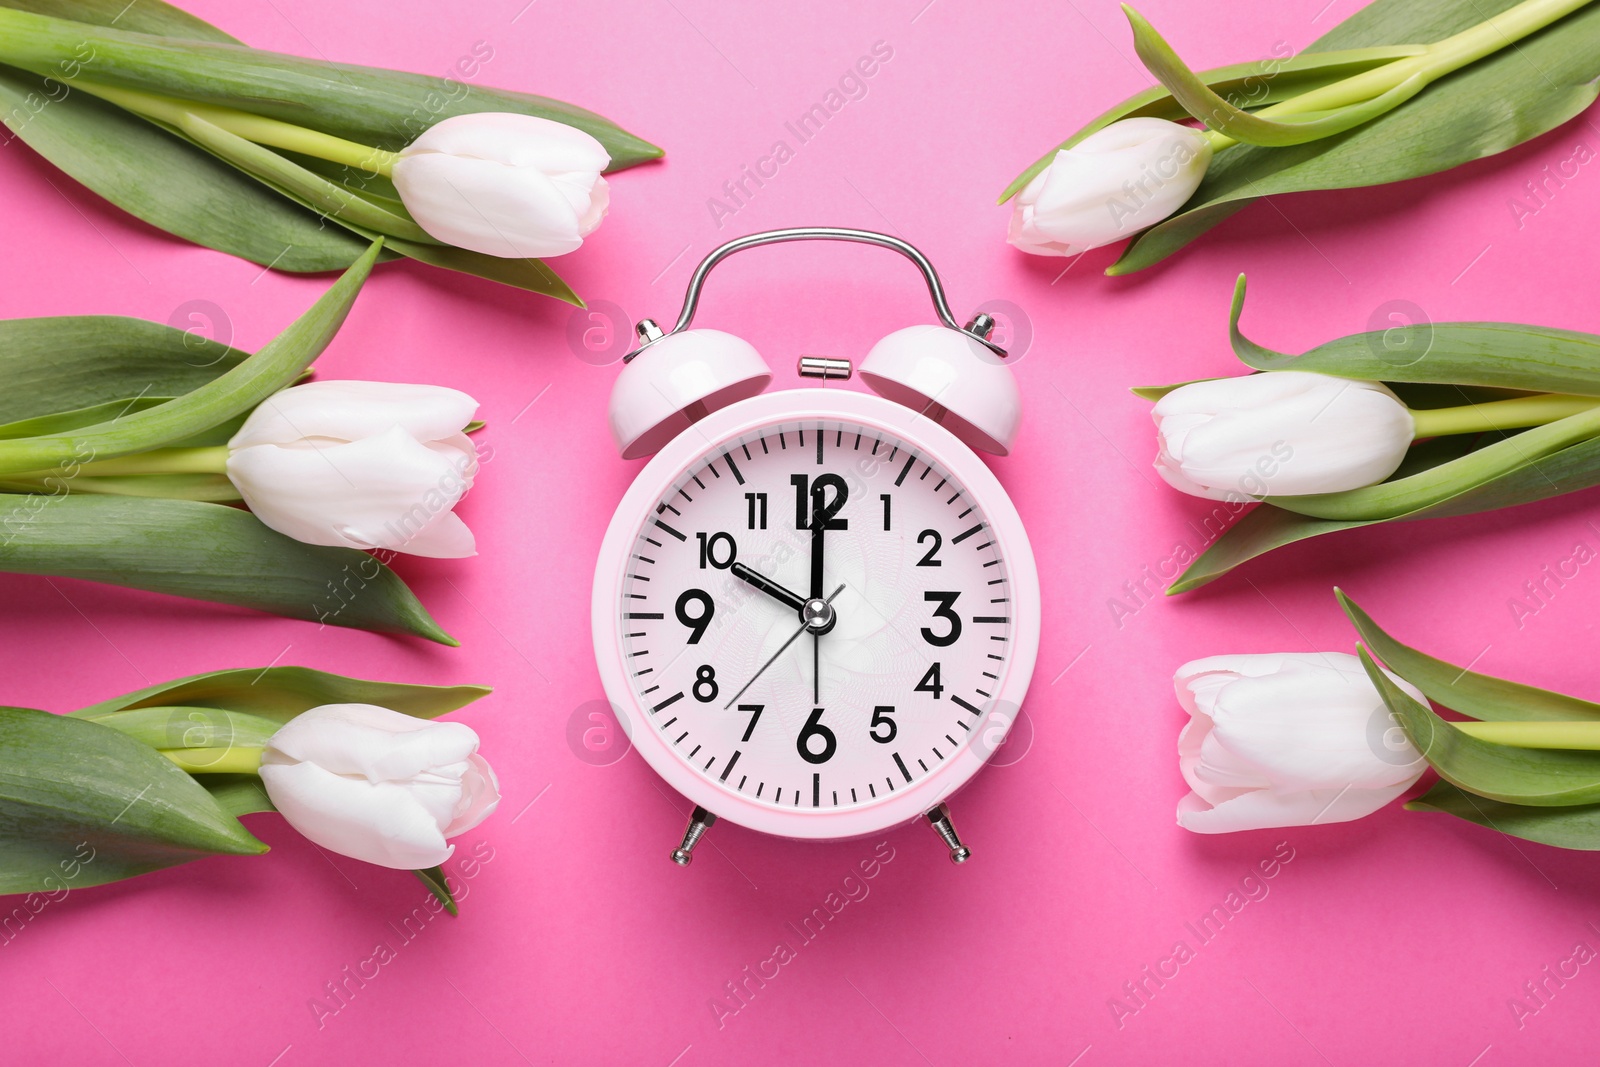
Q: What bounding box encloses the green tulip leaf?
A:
[71,665,489,723]
[1167,506,1378,594]
[1165,434,1482,592]
[1358,646,1600,806]
[998,44,1426,201]
[0,315,249,427]
[0,398,173,440]
[1263,404,1600,522]
[174,112,437,244]
[0,495,455,644]
[1123,6,1428,147]
[1339,590,1600,722]
[0,7,663,168]
[1229,275,1600,394]
[0,472,242,501]
[1107,0,1600,273]
[413,865,459,916]
[1,0,241,43]
[1171,428,1600,591]
[201,774,276,819]
[0,706,266,895]
[81,706,285,750]
[159,113,585,300]
[0,64,381,273]
[1406,780,1600,849]
[0,242,377,476]
[0,1,654,291]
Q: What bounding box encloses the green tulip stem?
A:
[5,446,231,480]
[1409,394,1600,439]
[1455,720,1600,750]
[159,747,265,775]
[69,78,401,177]
[1204,0,1594,152]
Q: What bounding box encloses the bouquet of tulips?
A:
[0,666,498,910]
[0,0,659,301]
[1140,276,1600,593]
[0,243,484,643]
[1172,591,1600,853]
[1003,0,1600,271]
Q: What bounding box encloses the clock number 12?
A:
[791,474,848,531]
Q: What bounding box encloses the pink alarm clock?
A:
[591,228,1039,865]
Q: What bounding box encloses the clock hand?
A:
[813,632,820,704]
[730,562,807,613]
[809,490,826,601]
[723,583,844,709]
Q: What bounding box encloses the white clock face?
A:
[614,415,1017,817]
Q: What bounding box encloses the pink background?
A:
[4,0,1600,1063]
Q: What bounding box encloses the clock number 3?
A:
[921,591,963,647]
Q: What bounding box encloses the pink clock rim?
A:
[590,387,1041,841]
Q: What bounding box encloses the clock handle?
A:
[670,805,718,867]
[622,226,1006,363]
[926,803,972,865]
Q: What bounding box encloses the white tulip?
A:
[391,112,610,259]
[259,703,500,869]
[1153,371,1414,501]
[226,380,479,558]
[1174,652,1427,834]
[1007,117,1212,257]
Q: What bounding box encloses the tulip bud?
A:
[226,380,480,558]
[1007,117,1211,257]
[259,703,500,869]
[1174,652,1426,834]
[1153,371,1414,500]
[392,112,611,259]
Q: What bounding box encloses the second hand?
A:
[723,583,845,709]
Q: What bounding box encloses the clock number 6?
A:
[921,591,963,647]
[796,707,837,764]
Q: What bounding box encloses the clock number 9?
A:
[921,591,963,647]
[796,707,837,764]
[675,588,714,644]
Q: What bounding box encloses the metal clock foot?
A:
[926,803,971,864]
[671,805,718,866]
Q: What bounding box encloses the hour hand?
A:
[730,562,808,613]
